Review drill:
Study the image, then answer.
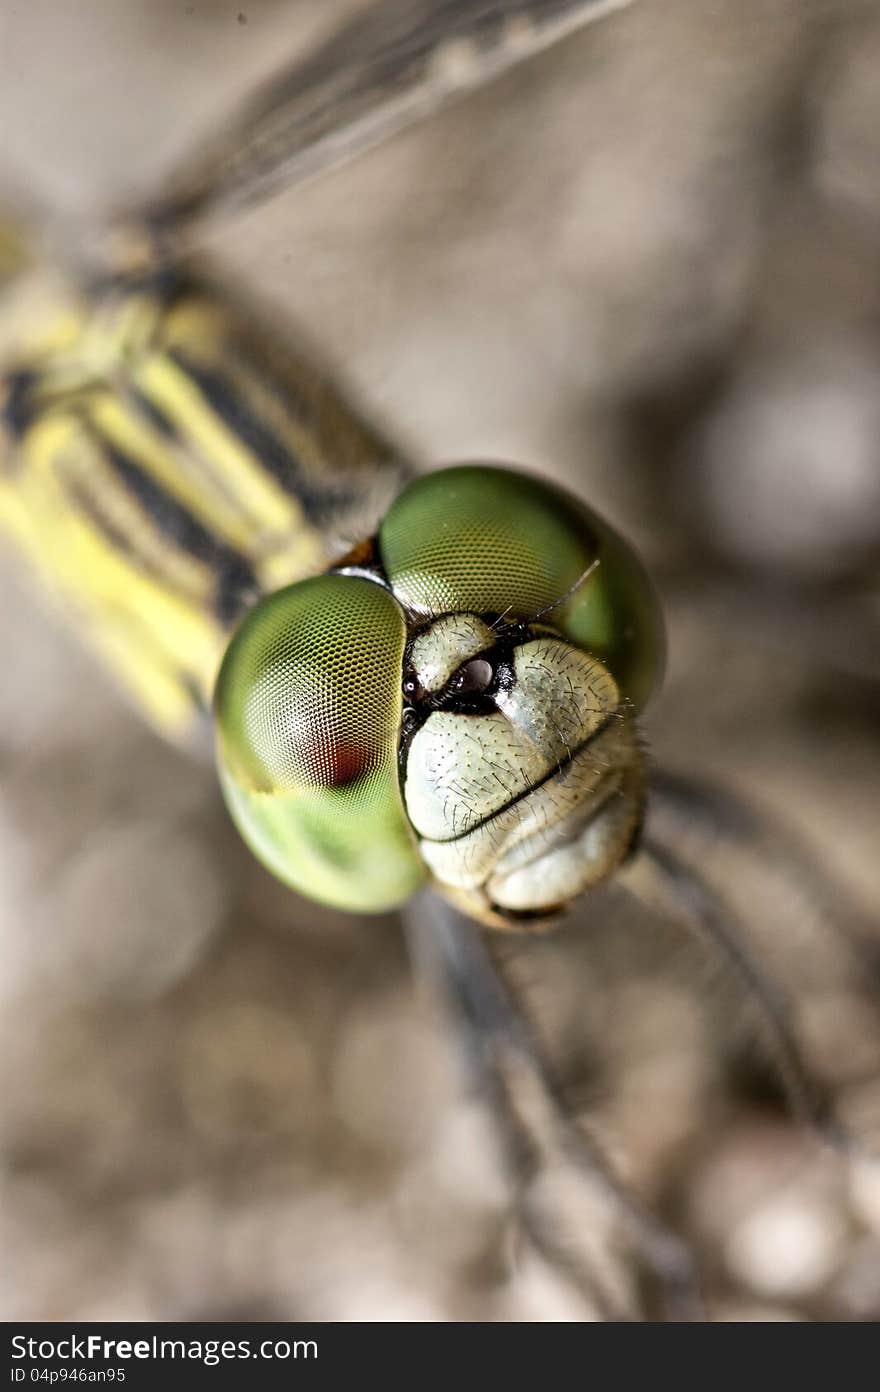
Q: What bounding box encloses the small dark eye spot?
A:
[402,672,424,701]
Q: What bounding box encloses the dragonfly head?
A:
[214,465,664,926]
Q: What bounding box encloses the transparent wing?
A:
[135,0,629,240]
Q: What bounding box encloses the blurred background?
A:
[0,0,878,1320]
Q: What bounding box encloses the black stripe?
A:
[127,386,179,441]
[168,348,359,524]
[92,425,260,626]
[60,477,213,715]
[2,369,38,441]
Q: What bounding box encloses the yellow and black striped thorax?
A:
[0,271,408,742]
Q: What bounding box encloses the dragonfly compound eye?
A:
[379,463,665,711]
[214,573,425,912]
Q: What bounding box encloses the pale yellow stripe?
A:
[89,384,262,553]
[10,414,227,732]
[133,352,300,534]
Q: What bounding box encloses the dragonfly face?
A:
[215,463,663,923]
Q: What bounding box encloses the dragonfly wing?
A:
[138,0,631,239]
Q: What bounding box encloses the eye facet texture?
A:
[379,464,664,710]
[214,574,424,912]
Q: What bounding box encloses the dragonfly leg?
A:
[623,836,850,1154]
[635,768,880,1153]
[404,891,706,1321]
[648,768,880,961]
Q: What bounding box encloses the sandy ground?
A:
[1,0,879,1320]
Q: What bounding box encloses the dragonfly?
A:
[1,0,877,1321]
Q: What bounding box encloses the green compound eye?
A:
[379,464,664,711]
[214,574,425,912]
